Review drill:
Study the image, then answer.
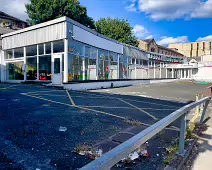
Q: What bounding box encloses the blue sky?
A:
[1,0,212,46]
[79,0,212,46]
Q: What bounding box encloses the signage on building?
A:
[68,47,76,52]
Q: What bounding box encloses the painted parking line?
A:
[0,84,20,90]
[66,90,76,106]
[21,92,179,132]
[118,98,158,120]
[124,98,180,108]
[81,105,177,111]
[21,93,75,107]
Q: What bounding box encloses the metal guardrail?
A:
[80,96,211,170]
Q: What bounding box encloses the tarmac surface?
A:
[0,80,211,170]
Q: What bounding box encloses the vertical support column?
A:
[166,64,168,78]
[135,58,137,79]
[184,69,186,79]
[96,49,98,80]
[172,68,174,78]
[117,54,120,79]
[37,45,39,81]
[180,69,183,79]
[160,62,162,79]
[178,113,187,155]
[24,47,27,81]
[64,39,68,83]
[153,61,156,79]
[141,60,144,79]
[51,42,54,81]
[82,58,85,80]
[148,61,149,79]
[1,50,5,82]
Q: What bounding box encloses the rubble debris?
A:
[124,118,142,126]
[74,144,103,160]
[58,126,67,132]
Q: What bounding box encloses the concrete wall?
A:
[193,66,212,81]
[63,79,177,91]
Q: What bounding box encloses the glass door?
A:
[52,54,62,84]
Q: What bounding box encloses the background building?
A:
[0,11,27,30]
[138,39,184,58]
[169,41,212,58]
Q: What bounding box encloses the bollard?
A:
[196,94,200,115]
[201,92,204,110]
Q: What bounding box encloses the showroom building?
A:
[0,16,184,85]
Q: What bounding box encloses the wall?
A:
[193,66,212,81]
[202,55,212,62]
[138,40,147,51]
[63,79,177,91]
[72,25,123,54]
[2,19,66,49]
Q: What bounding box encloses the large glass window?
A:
[38,44,44,55]
[45,43,51,54]
[39,55,51,80]
[26,57,37,80]
[68,53,83,81]
[6,62,24,80]
[110,52,118,61]
[14,47,24,58]
[85,58,96,80]
[119,55,128,79]
[53,40,64,53]
[26,45,37,56]
[5,49,13,59]
[98,50,109,80]
[68,41,84,56]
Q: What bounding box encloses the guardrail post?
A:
[178,113,187,156]
[196,94,200,115]
[200,100,210,124]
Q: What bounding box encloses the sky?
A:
[1,0,212,46]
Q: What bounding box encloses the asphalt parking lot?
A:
[0,81,211,170]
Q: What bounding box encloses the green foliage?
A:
[96,17,138,47]
[25,0,95,29]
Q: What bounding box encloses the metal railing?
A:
[80,96,211,170]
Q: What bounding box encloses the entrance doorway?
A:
[52,54,62,85]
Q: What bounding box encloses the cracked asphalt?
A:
[0,81,211,170]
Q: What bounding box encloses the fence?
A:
[80,91,212,170]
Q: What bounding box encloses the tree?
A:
[96,18,138,47]
[25,0,95,29]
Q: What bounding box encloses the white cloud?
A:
[125,3,137,12]
[0,0,29,21]
[157,36,189,46]
[145,35,153,39]
[138,0,212,21]
[191,0,212,18]
[196,35,212,42]
[132,24,149,38]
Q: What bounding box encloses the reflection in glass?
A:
[14,48,24,58]
[85,58,96,80]
[110,62,118,79]
[53,40,64,53]
[26,45,37,56]
[39,44,44,55]
[45,43,51,54]
[68,53,83,81]
[5,50,13,59]
[54,58,60,74]
[6,62,24,80]
[27,57,37,80]
[39,55,51,80]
